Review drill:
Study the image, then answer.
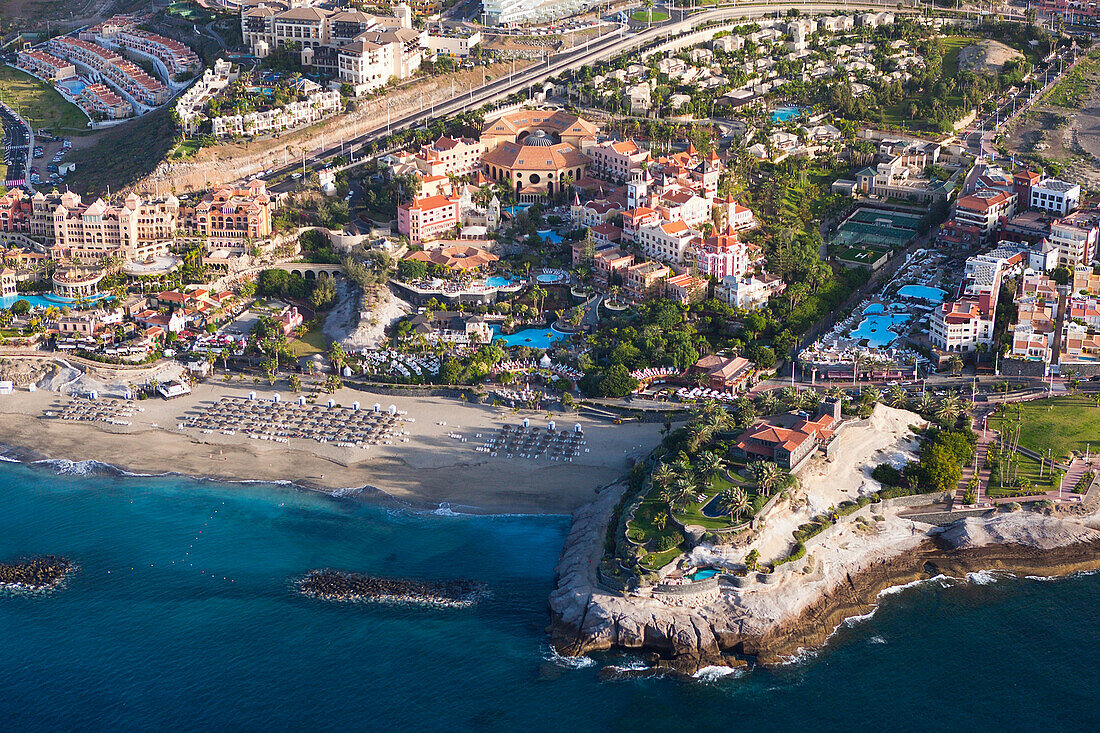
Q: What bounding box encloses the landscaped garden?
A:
[987,394,1100,462]
[618,401,796,572]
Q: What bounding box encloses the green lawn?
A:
[985,450,1052,497]
[0,65,89,134]
[672,470,756,530]
[988,395,1100,462]
[289,323,327,357]
[941,36,979,79]
[631,10,670,22]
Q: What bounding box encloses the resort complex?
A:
[2,0,1100,709]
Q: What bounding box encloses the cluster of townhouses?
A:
[79,14,201,80]
[0,180,274,262]
[930,164,1100,368]
[583,12,910,124]
[31,33,175,114]
[241,1,479,96]
[567,139,778,307]
[1011,266,1100,367]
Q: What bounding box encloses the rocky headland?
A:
[298,569,488,608]
[549,485,1100,673]
[0,556,76,592]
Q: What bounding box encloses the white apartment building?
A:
[656,189,711,229]
[636,220,699,265]
[1047,212,1100,267]
[954,189,1017,242]
[1030,178,1080,215]
[211,79,340,136]
[422,30,482,57]
[242,4,422,95]
[716,273,785,310]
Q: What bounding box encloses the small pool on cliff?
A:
[687,567,719,581]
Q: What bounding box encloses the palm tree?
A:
[886,384,908,409]
[781,385,802,410]
[717,487,750,519]
[915,391,934,416]
[652,463,676,491]
[757,389,782,415]
[696,450,722,480]
[748,460,784,495]
[668,475,697,511]
[948,354,963,377]
[934,394,962,424]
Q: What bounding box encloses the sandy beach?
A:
[0,379,664,514]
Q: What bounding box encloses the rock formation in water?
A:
[299,569,487,607]
[0,556,75,591]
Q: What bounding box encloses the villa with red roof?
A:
[731,399,843,471]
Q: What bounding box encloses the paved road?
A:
[0,102,31,187]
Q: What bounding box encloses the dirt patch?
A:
[957,40,1023,75]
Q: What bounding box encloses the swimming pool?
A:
[504,205,532,217]
[851,314,911,348]
[59,79,87,96]
[897,285,947,303]
[536,229,564,245]
[771,106,801,122]
[688,568,719,581]
[485,276,520,288]
[490,325,568,349]
[863,303,884,314]
[1,292,112,310]
[536,273,564,284]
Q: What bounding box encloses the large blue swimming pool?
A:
[898,285,947,302]
[1,292,112,310]
[491,325,568,349]
[485,276,520,289]
[851,313,911,348]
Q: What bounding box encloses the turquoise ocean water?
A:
[1,459,1098,731]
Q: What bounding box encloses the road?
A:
[960,46,1081,161]
[0,102,31,188]
[259,1,924,188]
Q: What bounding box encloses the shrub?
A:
[655,532,683,552]
[871,462,902,487]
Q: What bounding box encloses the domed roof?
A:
[524,130,554,147]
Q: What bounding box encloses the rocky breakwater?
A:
[549,501,1100,672]
[299,569,488,608]
[0,555,76,592]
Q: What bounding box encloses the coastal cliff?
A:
[549,492,1100,671]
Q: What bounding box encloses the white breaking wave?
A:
[693,665,744,681]
[840,608,878,627]
[966,570,1007,585]
[330,486,365,498]
[868,635,887,645]
[878,574,952,597]
[543,645,596,669]
[0,454,19,463]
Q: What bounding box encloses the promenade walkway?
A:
[952,426,995,509]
